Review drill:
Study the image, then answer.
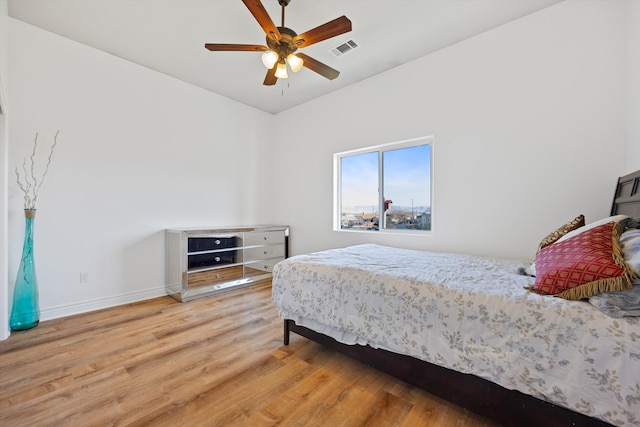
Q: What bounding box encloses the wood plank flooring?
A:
[0,282,499,426]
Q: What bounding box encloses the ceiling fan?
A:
[205,0,352,86]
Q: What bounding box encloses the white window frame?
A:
[333,135,433,234]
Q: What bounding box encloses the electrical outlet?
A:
[80,272,89,283]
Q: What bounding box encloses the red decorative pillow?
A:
[532,222,634,300]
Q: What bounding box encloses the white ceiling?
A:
[7,0,562,114]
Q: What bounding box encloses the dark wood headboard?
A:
[611,169,640,216]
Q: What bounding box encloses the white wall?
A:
[0,0,9,340]
[272,0,628,261]
[7,19,273,321]
[628,0,640,172]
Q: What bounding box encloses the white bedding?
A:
[271,244,640,427]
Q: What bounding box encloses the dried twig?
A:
[15,131,59,209]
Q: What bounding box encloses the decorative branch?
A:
[15,131,59,210]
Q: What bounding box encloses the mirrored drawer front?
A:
[188,236,237,252]
[187,266,244,287]
[244,231,285,247]
[244,244,285,261]
[245,259,282,277]
[188,250,237,269]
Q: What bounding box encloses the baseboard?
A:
[40,286,168,321]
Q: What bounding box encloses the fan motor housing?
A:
[266,26,299,56]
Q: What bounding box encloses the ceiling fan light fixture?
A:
[287,53,304,72]
[261,50,279,69]
[275,60,289,78]
[204,0,352,85]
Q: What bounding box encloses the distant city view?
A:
[341,205,431,231]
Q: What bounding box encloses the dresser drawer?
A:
[188,236,237,252]
[244,231,285,246]
[188,250,237,269]
[187,266,244,287]
[244,244,285,261]
[244,258,282,277]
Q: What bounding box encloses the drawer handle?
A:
[263,236,267,240]
[215,273,220,279]
[264,250,269,255]
[215,256,221,262]
[264,265,269,269]
[215,239,221,245]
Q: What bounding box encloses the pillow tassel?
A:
[557,275,632,300]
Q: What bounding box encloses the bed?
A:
[271,169,640,427]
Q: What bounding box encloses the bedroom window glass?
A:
[335,136,432,233]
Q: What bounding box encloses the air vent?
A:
[330,40,359,57]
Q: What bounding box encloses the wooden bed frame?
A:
[282,169,640,427]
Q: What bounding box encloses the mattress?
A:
[271,244,640,427]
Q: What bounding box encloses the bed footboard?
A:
[283,319,613,427]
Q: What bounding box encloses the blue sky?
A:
[341,144,431,212]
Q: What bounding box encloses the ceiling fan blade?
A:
[242,0,281,41]
[263,66,278,86]
[292,16,352,48]
[296,53,340,80]
[205,44,267,52]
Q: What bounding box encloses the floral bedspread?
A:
[271,244,640,427]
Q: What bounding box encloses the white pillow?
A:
[524,263,536,277]
[556,214,629,244]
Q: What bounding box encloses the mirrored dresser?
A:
[165,225,289,302]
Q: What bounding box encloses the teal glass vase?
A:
[10,209,40,331]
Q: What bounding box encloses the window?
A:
[334,136,432,232]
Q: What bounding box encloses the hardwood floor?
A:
[0,282,499,426]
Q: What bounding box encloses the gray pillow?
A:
[621,227,640,279]
[589,285,640,317]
